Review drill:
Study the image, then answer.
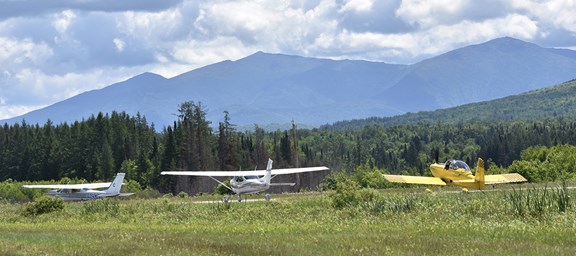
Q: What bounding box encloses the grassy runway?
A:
[1,186,575,255]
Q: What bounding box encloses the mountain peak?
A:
[129,72,166,82]
[477,37,541,51]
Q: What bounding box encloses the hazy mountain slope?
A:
[7,73,168,125]
[381,37,576,112]
[325,79,576,131]
[2,37,576,128]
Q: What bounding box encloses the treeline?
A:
[0,101,304,193]
[2,101,576,193]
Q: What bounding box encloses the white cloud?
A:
[396,0,469,28]
[1,0,576,120]
[51,10,76,34]
[339,0,374,13]
[0,37,53,67]
[113,38,125,52]
[512,0,576,32]
[0,104,47,120]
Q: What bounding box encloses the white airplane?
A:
[22,173,134,201]
[161,159,329,201]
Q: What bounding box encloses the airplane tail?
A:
[104,173,125,195]
[263,159,273,184]
[474,158,485,190]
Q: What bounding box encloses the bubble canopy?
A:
[445,160,471,172]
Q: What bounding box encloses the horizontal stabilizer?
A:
[484,173,527,184]
[383,175,447,186]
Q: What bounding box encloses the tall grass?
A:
[1,186,575,255]
[506,183,573,217]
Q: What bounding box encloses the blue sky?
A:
[1,0,575,119]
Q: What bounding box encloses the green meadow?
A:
[1,185,575,256]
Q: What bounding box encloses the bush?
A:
[355,167,390,189]
[0,181,30,203]
[22,196,65,216]
[215,180,233,195]
[177,191,189,198]
[330,180,362,208]
[136,187,163,199]
[319,171,350,191]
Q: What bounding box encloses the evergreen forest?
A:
[2,97,576,194]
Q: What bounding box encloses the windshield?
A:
[244,175,258,180]
[445,160,471,172]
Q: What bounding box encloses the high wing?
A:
[21,182,111,189]
[383,175,447,186]
[161,166,329,177]
[161,170,267,176]
[484,173,527,184]
[271,167,329,175]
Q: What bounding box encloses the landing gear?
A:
[237,194,242,202]
[264,193,271,201]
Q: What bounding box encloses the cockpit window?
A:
[445,160,471,172]
[244,175,258,180]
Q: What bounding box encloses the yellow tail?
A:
[474,158,485,190]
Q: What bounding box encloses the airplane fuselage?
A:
[430,163,475,183]
[229,176,270,195]
[48,188,119,201]
[429,160,484,190]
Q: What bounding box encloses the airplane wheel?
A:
[264,193,271,201]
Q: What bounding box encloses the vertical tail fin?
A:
[474,158,485,190]
[104,173,125,195]
[263,159,273,184]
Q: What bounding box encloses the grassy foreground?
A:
[1,186,576,255]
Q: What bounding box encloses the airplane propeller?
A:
[433,147,440,163]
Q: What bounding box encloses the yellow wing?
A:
[383,175,447,186]
[484,173,527,184]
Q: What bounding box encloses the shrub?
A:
[136,187,163,199]
[22,196,65,216]
[319,171,349,191]
[0,181,30,203]
[215,180,233,195]
[177,191,189,198]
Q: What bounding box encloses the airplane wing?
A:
[484,173,527,184]
[383,175,447,186]
[161,166,329,177]
[21,182,112,189]
[161,170,267,176]
[271,167,329,175]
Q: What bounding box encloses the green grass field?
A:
[1,185,575,255]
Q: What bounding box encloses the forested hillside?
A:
[325,79,576,131]
[2,98,576,194]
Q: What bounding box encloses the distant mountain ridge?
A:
[324,79,576,131]
[2,37,576,128]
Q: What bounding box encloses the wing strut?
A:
[207,176,232,191]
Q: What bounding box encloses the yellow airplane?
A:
[383,158,527,190]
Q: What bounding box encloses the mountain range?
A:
[324,79,576,131]
[2,37,576,129]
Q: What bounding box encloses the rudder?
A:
[474,158,485,190]
[105,173,125,195]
